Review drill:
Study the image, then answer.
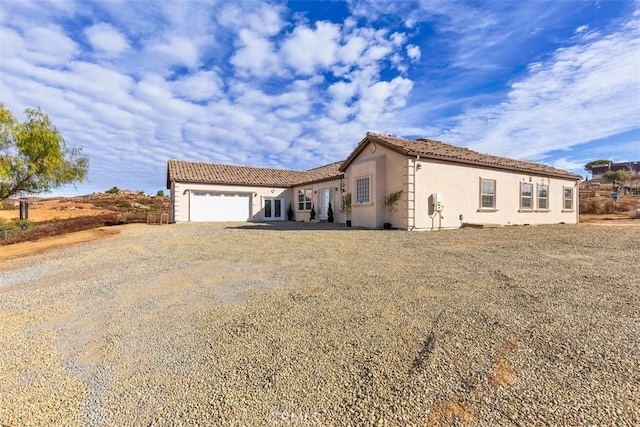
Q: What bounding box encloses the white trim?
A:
[262,197,285,221]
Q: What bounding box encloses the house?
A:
[166,132,581,229]
[166,160,344,223]
[591,161,640,180]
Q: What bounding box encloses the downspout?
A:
[411,155,420,230]
[183,189,191,222]
[575,179,580,224]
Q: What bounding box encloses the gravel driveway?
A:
[1,222,639,426]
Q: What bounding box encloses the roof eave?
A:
[407,151,580,180]
[173,179,294,188]
[293,174,345,187]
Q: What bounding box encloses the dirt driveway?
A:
[1,222,639,426]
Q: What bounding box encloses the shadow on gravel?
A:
[225,222,372,231]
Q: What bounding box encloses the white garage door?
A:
[190,192,251,222]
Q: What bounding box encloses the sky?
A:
[1,0,639,196]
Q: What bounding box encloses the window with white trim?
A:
[355,177,370,204]
[298,189,312,211]
[538,184,549,210]
[520,183,533,210]
[480,178,496,209]
[563,187,573,210]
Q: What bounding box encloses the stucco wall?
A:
[170,181,292,222]
[292,178,344,223]
[344,143,408,229]
[412,160,579,229]
[341,142,579,230]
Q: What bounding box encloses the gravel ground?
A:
[1,222,638,426]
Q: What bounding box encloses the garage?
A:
[190,191,251,222]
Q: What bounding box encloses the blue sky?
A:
[1,0,639,196]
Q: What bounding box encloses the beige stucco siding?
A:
[341,141,579,230]
[170,181,292,222]
[411,160,579,229]
[292,178,344,223]
[344,144,409,229]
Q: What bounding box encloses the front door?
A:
[319,190,331,219]
[263,198,284,221]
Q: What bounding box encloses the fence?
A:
[147,212,169,225]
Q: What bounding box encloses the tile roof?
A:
[339,132,581,179]
[167,132,580,189]
[294,161,344,186]
[167,159,344,188]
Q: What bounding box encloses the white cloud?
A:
[85,23,131,57]
[144,34,200,70]
[230,29,283,77]
[439,15,640,161]
[355,76,413,122]
[281,21,341,75]
[218,3,285,36]
[9,0,631,195]
[336,34,367,63]
[406,44,421,61]
[22,26,78,66]
[575,24,589,33]
[172,70,223,102]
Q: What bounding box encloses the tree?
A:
[603,170,630,183]
[584,160,611,174]
[0,103,88,200]
[106,186,120,194]
[341,192,352,219]
[156,189,165,197]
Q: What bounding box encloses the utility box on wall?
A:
[429,193,442,215]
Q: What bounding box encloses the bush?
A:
[0,213,148,245]
[0,217,34,232]
[604,170,630,182]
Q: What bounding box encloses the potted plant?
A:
[310,204,316,222]
[327,203,334,223]
[383,190,403,229]
[341,192,352,226]
[287,202,294,221]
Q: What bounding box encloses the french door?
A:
[263,198,284,221]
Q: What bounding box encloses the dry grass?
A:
[426,397,474,426]
[488,341,518,389]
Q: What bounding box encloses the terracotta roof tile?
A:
[167,160,344,188]
[295,161,344,186]
[168,132,580,188]
[340,132,581,179]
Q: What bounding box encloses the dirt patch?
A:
[488,341,518,389]
[0,227,121,271]
[0,203,110,222]
[426,397,474,426]
[579,213,640,226]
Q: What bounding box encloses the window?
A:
[480,179,496,209]
[520,183,533,210]
[563,187,573,210]
[355,177,370,204]
[538,184,549,210]
[298,189,312,210]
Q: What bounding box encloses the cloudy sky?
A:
[1,0,639,196]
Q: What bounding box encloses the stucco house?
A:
[591,161,640,180]
[167,132,581,229]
